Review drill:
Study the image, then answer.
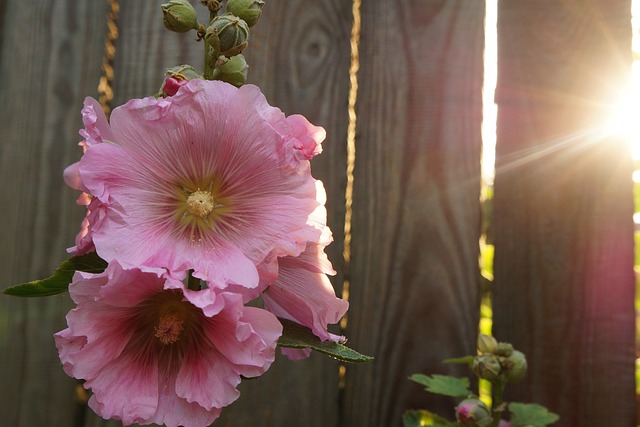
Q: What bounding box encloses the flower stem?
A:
[187,270,201,291]
[490,379,505,427]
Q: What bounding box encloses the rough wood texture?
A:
[493,1,636,425]
[216,1,352,425]
[341,1,485,425]
[0,1,109,426]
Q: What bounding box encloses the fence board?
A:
[216,1,352,425]
[342,1,485,425]
[0,1,109,426]
[492,1,636,425]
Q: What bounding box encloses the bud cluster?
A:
[474,334,528,384]
[160,0,266,87]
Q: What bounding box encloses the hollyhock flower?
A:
[55,262,281,427]
[63,97,113,255]
[70,79,326,289]
[262,240,348,345]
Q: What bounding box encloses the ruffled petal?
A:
[263,244,348,342]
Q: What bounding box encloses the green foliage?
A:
[403,409,453,427]
[508,402,559,427]
[277,318,373,363]
[405,335,559,426]
[409,374,471,398]
[3,252,107,297]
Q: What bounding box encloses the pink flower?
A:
[263,240,348,345]
[69,79,327,289]
[64,97,113,254]
[55,262,281,427]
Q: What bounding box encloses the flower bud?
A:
[227,0,265,27]
[159,65,202,97]
[456,398,493,427]
[503,350,527,383]
[161,0,199,33]
[473,354,501,382]
[214,55,248,87]
[495,342,514,357]
[477,334,498,354]
[205,14,250,57]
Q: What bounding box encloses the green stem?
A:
[187,270,201,291]
[490,379,505,427]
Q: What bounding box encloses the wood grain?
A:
[216,1,352,425]
[341,1,485,425]
[493,1,636,425]
[0,1,109,426]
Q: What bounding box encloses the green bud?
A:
[477,334,498,354]
[473,354,501,382]
[205,14,250,57]
[495,342,514,357]
[456,398,493,427]
[161,0,199,33]
[214,55,248,87]
[503,350,527,383]
[227,0,265,27]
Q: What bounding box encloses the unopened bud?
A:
[161,0,199,33]
[473,354,501,382]
[495,342,514,357]
[477,334,498,354]
[214,55,248,87]
[159,65,202,96]
[504,350,527,383]
[205,14,250,57]
[227,0,265,27]
[456,398,493,427]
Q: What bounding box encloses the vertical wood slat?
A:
[342,1,485,425]
[493,1,636,425]
[0,1,109,427]
[215,1,352,425]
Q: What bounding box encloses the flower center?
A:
[154,312,185,345]
[186,190,216,218]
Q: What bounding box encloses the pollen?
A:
[154,312,185,345]
[186,190,216,218]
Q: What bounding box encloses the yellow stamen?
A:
[186,190,216,218]
[154,312,184,345]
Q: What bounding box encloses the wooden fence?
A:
[0,0,635,426]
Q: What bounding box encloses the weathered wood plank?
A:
[0,1,109,426]
[492,1,635,425]
[342,1,485,425]
[216,1,352,425]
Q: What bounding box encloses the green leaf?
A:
[409,374,471,398]
[508,402,559,427]
[403,409,454,427]
[3,252,108,297]
[277,318,373,363]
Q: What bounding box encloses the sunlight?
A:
[605,61,640,157]
[611,1,640,158]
